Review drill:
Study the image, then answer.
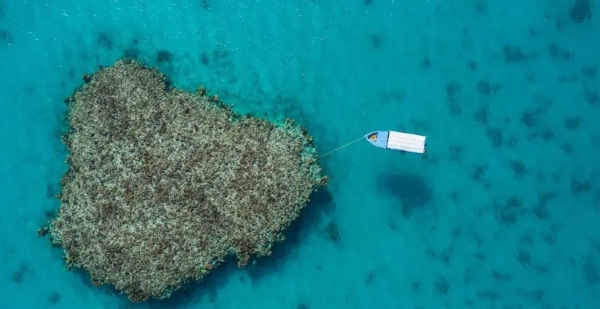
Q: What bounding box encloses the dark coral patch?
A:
[520,111,536,128]
[450,191,459,203]
[467,60,477,71]
[516,250,531,266]
[540,129,555,140]
[474,107,489,125]
[201,0,210,10]
[477,81,501,97]
[533,192,554,220]
[509,160,528,178]
[157,50,173,64]
[490,270,512,282]
[564,117,581,130]
[502,45,528,63]
[446,82,461,114]
[200,52,210,66]
[583,254,600,284]
[43,209,56,219]
[411,280,420,292]
[421,58,431,68]
[571,178,591,194]
[570,0,592,23]
[475,253,486,262]
[46,183,59,199]
[548,42,574,61]
[47,292,61,305]
[370,34,384,49]
[495,196,523,226]
[542,232,557,246]
[439,247,453,265]
[582,65,597,79]
[477,290,500,301]
[434,276,450,295]
[12,264,28,284]
[529,29,541,37]
[324,220,340,244]
[378,173,432,218]
[448,145,463,162]
[560,143,573,153]
[96,32,113,49]
[364,270,376,286]
[585,90,599,105]
[0,29,12,44]
[486,128,503,147]
[472,165,487,182]
[475,1,487,14]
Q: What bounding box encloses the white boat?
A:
[365,130,427,154]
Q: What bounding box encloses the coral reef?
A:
[45,59,325,302]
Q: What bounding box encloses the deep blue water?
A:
[1,0,599,308]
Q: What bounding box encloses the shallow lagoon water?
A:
[1,0,599,308]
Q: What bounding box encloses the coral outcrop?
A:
[46,59,325,302]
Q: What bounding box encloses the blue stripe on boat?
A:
[365,131,389,149]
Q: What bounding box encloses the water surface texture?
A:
[1,0,599,308]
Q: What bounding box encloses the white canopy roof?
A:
[387,131,426,153]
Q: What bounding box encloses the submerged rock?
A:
[47,59,325,302]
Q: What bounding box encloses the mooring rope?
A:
[318,136,365,158]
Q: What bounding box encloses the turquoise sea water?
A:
[1,0,599,308]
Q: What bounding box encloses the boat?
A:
[365,130,427,154]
